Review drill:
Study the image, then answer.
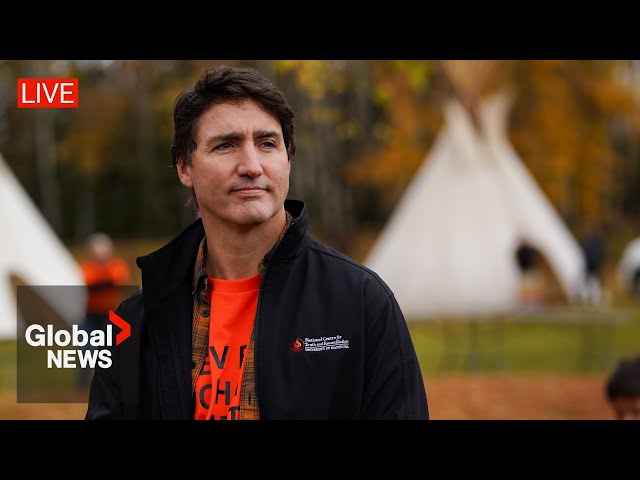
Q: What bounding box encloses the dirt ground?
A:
[0,373,614,420]
[425,373,613,420]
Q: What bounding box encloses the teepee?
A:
[364,90,586,319]
[0,152,86,339]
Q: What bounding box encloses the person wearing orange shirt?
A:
[86,65,429,420]
[78,232,131,387]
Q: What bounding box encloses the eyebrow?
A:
[204,129,282,148]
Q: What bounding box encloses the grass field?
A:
[408,304,640,377]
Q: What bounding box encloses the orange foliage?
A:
[345,60,639,232]
[345,61,441,209]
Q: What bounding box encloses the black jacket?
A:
[86,200,429,420]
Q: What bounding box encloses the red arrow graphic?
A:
[109,310,131,345]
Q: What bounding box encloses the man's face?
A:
[610,395,640,420]
[177,99,290,228]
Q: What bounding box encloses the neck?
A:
[202,209,288,280]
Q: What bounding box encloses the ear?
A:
[176,157,194,188]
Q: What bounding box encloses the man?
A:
[86,65,429,420]
[605,356,640,420]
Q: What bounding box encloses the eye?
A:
[214,142,232,151]
[260,140,277,148]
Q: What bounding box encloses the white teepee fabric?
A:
[364,91,585,319]
[617,236,640,294]
[0,152,86,339]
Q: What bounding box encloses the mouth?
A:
[232,187,266,196]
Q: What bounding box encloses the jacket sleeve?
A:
[85,346,123,419]
[361,294,429,420]
[85,294,141,420]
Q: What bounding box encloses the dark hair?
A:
[606,356,640,400]
[170,64,296,170]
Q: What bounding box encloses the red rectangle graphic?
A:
[17,78,79,108]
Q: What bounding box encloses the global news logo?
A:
[23,310,129,369]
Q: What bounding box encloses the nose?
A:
[237,145,264,178]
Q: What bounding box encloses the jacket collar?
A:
[135,219,205,419]
[136,198,310,304]
[134,199,310,419]
[269,199,310,263]
[136,217,205,306]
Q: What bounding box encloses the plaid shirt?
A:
[191,211,292,420]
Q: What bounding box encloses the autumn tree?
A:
[345,60,640,242]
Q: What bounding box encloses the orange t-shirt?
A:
[80,258,131,314]
[194,274,261,420]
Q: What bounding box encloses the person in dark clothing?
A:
[85,65,429,420]
[514,240,546,308]
[581,223,606,304]
[515,241,536,273]
[605,356,640,420]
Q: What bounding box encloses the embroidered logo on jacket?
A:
[291,335,350,352]
[290,338,304,352]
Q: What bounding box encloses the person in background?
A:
[605,355,640,420]
[78,232,131,387]
[514,239,546,309]
[85,65,429,420]
[580,222,606,304]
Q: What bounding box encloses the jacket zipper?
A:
[251,216,296,418]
